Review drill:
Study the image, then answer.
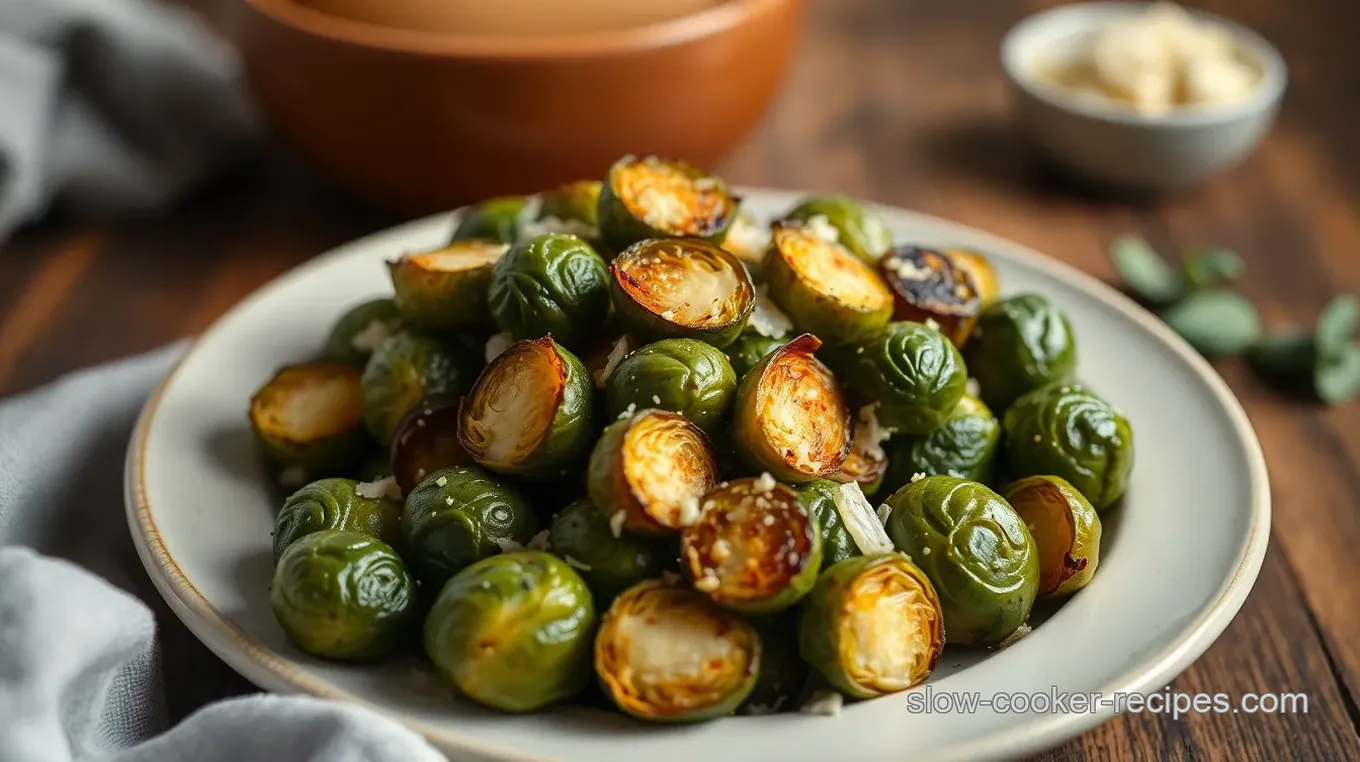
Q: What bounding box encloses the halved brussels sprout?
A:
[323,298,403,366]
[272,478,401,564]
[360,331,477,446]
[458,337,596,479]
[878,246,981,347]
[388,240,509,332]
[724,332,786,380]
[781,195,892,265]
[965,294,1077,413]
[732,334,852,482]
[451,195,530,244]
[598,155,738,251]
[250,362,368,472]
[1002,475,1101,598]
[587,409,718,537]
[883,394,999,490]
[425,551,595,712]
[845,321,967,435]
[722,209,773,279]
[741,612,809,715]
[762,221,894,346]
[402,465,537,586]
[548,497,671,601]
[946,248,999,306]
[830,407,890,496]
[389,401,472,496]
[539,180,602,230]
[884,475,1039,645]
[595,579,760,722]
[681,477,822,614]
[792,479,860,570]
[1002,383,1133,511]
[486,233,611,349]
[610,239,755,348]
[604,338,738,434]
[270,529,415,660]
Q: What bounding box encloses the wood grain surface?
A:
[3,0,1358,758]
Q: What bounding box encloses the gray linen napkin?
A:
[0,347,445,762]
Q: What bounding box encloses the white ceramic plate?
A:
[126,191,1269,762]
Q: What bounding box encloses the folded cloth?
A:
[0,347,444,762]
[0,0,258,240]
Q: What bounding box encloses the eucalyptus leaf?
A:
[1315,344,1360,405]
[1111,236,1184,305]
[1314,294,1359,360]
[1161,289,1261,357]
[1180,247,1244,291]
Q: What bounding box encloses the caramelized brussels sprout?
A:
[1002,384,1133,511]
[402,465,537,586]
[830,406,890,496]
[360,331,477,445]
[604,338,738,434]
[610,239,754,348]
[587,409,718,537]
[681,477,822,614]
[792,479,860,570]
[884,475,1039,645]
[250,362,368,472]
[845,321,967,435]
[486,233,610,349]
[762,221,894,346]
[883,394,999,489]
[272,478,401,564]
[1002,476,1101,598]
[548,497,671,601]
[798,553,944,699]
[425,551,595,712]
[965,294,1077,412]
[878,246,981,347]
[458,337,596,479]
[732,334,852,482]
[595,579,760,722]
[598,155,738,251]
[741,612,809,715]
[388,240,509,332]
[724,332,787,380]
[722,209,773,279]
[538,180,602,230]
[781,195,892,265]
[389,401,472,496]
[323,298,402,366]
[451,195,530,244]
[946,248,999,306]
[270,530,415,660]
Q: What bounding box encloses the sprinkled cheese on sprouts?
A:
[805,214,840,243]
[855,405,891,461]
[678,495,703,527]
[911,472,926,483]
[801,690,843,717]
[484,332,514,363]
[876,503,892,525]
[527,530,552,551]
[924,318,941,332]
[966,377,981,398]
[356,476,401,501]
[617,402,638,420]
[435,475,449,487]
[749,286,794,338]
[832,482,895,554]
[609,510,627,538]
[493,537,524,552]
[752,472,777,494]
[595,337,631,387]
[694,574,721,593]
[351,319,398,353]
[564,556,593,572]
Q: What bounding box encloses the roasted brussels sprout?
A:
[587,409,718,537]
[724,332,787,380]
[741,612,809,715]
[538,180,602,231]
[884,475,1039,645]
[878,246,981,347]
[722,209,773,279]
[1002,476,1101,598]
[965,294,1076,413]
[946,248,999,306]
[781,195,892,266]
[458,337,596,479]
[830,406,890,496]
[451,195,530,244]
[762,221,894,346]
[609,239,754,349]
[844,321,968,435]
[732,334,852,482]
[250,362,368,472]
[792,479,860,570]
[604,338,738,434]
[425,551,595,712]
[270,529,415,660]
[272,478,401,564]
[388,240,509,332]
[548,497,671,600]
[486,233,610,349]
[598,155,738,251]
[402,465,537,586]
[883,394,999,489]
[389,401,472,496]
[681,477,822,614]
[595,579,760,722]
[360,331,477,446]
[323,298,403,366]
[1002,384,1133,511]
[798,553,944,699]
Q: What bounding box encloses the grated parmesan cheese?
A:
[527,530,552,551]
[924,318,942,332]
[484,332,514,363]
[351,319,399,354]
[854,405,891,460]
[876,503,893,525]
[911,472,926,483]
[609,510,627,538]
[677,495,703,527]
[356,476,401,501]
[752,472,777,494]
[993,623,1032,651]
[965,377,981,398]
[594,336,632,388]
[800,690,844,717]
[617,402,638,420]
[564,555,593,572]
[493,537,524,552]
[805,214,840,243]
[435,475,449,487]
[694,575,720,593]
[749,286,794,338]
[832,482,895,554]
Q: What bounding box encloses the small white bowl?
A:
[1001,2,1287,191]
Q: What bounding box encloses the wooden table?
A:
[3,0,1358,758]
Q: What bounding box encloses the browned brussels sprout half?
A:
[598,155,738,251]
[587,409,718,537]
[610,238,755,349]
[879,245,981,348]
[389,401,472,495]
[680,477,822,614]
[731,334,852,482]
[946,248,1000,306]
[388,240,509,332]
[1002,475,1101,599]
[595,580,761,722]
[249,362,368,473]
[762,221,894,346]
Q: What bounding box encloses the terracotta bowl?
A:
[235,0,803,211]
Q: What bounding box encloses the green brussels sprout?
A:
[762,221,894,346]
[539,180,602,230]
[270,529,415,660]
[451,195,530,244]
[724,332,787,380]
[425,551,596,712]
[947,248,1000,307]
[587,409,718,537]
[792,479,860,570]
[458,336,596,479]
[597,155,738,252]
[845,321,967,435]
[360,331,477,445]
[486,233,611,350]
[402,465,538,586]
[830,405,890,496]
[1002,384,1133,511]
[883,394,1000,490]
[250,362,368,473]
[965,294,1077,412]
[609,239,755,349]
[1002,476,1101,599]
[595,579,760,722]
[388,240,510,333]
[781,194,892,265]
[878,246,981,348]
[732,334,852,482]
[798,553,944,699]
[323,298,403,366]
[884,475,1039,645]
[741,612,809,715]
[389,401,472,495]
[604,338,738,434]
[272,478,401,564]
[548,497,671,601]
